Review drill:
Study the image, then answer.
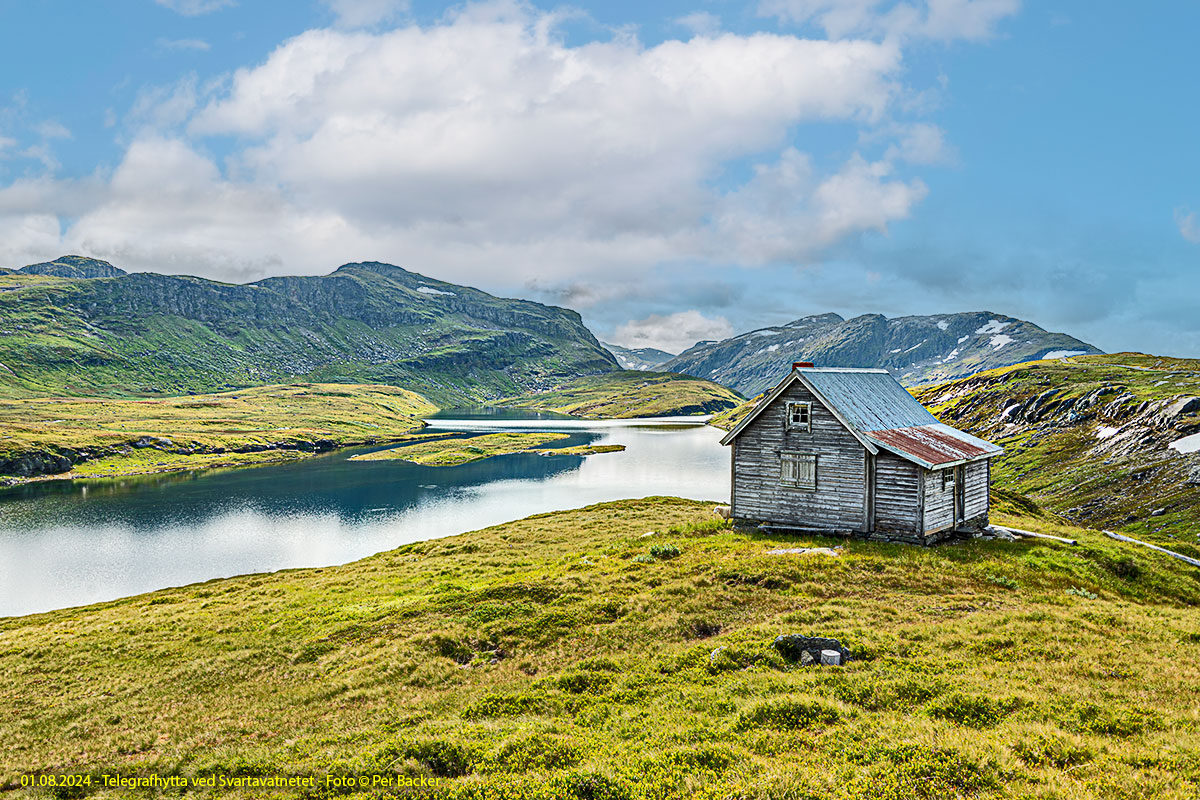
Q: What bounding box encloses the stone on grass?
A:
[774,634,851,666]
[820,649,842,666]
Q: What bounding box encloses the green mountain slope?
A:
[663,311,1101,395]
[496,370,743,418]
[0,260,619,405]
[914,353,1200,549]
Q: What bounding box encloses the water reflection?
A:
[0,414,728,617]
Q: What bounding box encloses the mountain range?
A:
[601,342,676,371]
[660,311,1102,396]
[0,258,622,405]
[1,254,1106,409]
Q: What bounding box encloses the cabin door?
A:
[954,465,966,525]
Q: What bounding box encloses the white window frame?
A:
[785,401,812,433]
[780,452,817,491]
[941,468,956,492]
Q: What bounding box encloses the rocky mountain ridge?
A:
[662,311,1101,395]
[18,255,127,279]
[0,259,620,405]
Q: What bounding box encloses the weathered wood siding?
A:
[731,381,868,530]
[873,452,921,534]
[964,459,990,521]
[923,467,956,533]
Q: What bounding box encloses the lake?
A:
[0,411,729,618]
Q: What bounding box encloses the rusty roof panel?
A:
[865,423,1002,468]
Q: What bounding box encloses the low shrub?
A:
[734,698,841,731]
[846,744,1000,800]
[1072,703,1162,737]
[555,671,615,695]
[1013,733,1094,768]
[550,771,632,800]
[827,674,946,711]
[987,573,1019,590]
[680,616,722,639]
[485,733,580,773]
[925,692,1019,728]
[374,738,479,777]
[462,692,551,720]
[650,544,682,560]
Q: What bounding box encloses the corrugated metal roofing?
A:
[720,367,1003,467]
[800,369,939,433]
[864,423,1002,469]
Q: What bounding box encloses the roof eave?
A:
[867,436,1003,470]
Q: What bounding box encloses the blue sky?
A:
[0,0,1197,355]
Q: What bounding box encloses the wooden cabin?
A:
[720,364,1002,545]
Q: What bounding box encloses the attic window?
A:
[786,401,812,432]
[780,452,817,490]
[941,468,956,492]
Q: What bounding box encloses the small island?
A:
[349,432,626,466]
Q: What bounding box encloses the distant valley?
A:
[601,342,676,371]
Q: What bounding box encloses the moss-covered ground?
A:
[0,384,435,482]
[2,497,1198,799]
[497,372,743,419]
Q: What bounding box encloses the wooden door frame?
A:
[954,465,966,525]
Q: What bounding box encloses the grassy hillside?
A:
[914,353,1200,549]
[496,371,743,418]
[708,395,760,431]
[2,498,1198,798]
[0,261,616,406]
[0,383,435,483]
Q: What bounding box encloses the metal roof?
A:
[719,367,1002,468]
[800,369,938,433]
[864,423,1002,470]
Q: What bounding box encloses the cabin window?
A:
[785,401,812,432]
[941,468,956,492]
[780,452,817,490]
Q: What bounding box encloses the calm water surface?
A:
[0,411,728,617]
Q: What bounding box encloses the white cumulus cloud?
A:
[0,2,947,289]
[614,310,735,354]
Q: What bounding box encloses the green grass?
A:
[0,383,435,482]
[349,432,573,466]
[2,497,1199,798]
[496,371,743,419]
